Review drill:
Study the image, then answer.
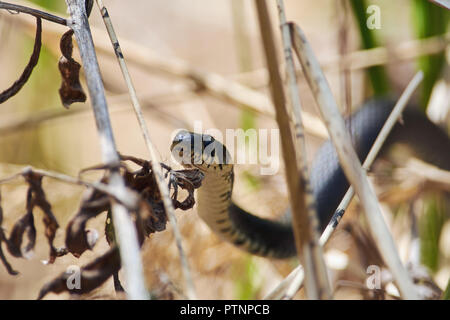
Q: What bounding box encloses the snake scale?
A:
[171,98,450,259]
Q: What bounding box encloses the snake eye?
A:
[171,130,192,148]
[171,130,199,166]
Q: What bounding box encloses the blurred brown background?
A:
[0,0,448,299]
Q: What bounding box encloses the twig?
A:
[94,0,196,300]
[0,166,138,209]
[321,71,424,244]
[337,0,352,115]
[6,1,448,132]
[65,0,148,300]
[0,86,194,136]
[255,0,331,300]
[96,38,327,137]
[264,71,424,300]
[0,1,67,25]
[404,158,450,189]
[428,0,450,10]
[290,22,418,299]
[234,33,449,88]
[276,0,331,299]
[4,0,328,139]
[0,16,41,103]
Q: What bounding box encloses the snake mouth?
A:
[170,144,207,172]
[180,159,208,172]
[171,130,209,171]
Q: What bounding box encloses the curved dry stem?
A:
[276,0,331,299]
[289,22,418,300]
[65,0,148,300]
[93,0,196,300]
[0,1,67,25]
[265,71,424,300]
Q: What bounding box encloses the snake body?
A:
[171,99,450,258]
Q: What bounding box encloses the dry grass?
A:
[0,0,448,300]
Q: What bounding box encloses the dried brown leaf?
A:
[37,247,121,299]
[38,155,203,297]
[65,188,109,257]
[23,172,60,263]
[58,29,86,108]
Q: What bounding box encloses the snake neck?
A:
[196,168,234,238]
[196,168,297,258]
[193,98,450,259]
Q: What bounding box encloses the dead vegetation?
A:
[0,0,448,300]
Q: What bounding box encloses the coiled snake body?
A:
[171,99,450,258]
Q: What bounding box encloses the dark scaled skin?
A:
[172,99,450,258]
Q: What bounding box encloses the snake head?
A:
[170,130,232,173]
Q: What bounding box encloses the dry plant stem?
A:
[321,71,424,241]
[11,0,449,78]
[276,0,331,299]
[6,1,448,135]
[255,0,331,300]
[0,86,194,136]
[235,33,449,87]
[428,0,450,10]
[94,0,196,300]
[323,34,449,72]
[0,1,67,25]
[290,22,418,300]
[405,158,450,188]
[337,0,351,114]
[98,42,327,138]
[264,71,424,300]
[65,0,148,300]
[3,1,328,139]
[0,166,138,209]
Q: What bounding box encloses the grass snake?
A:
[170,98,450,259]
